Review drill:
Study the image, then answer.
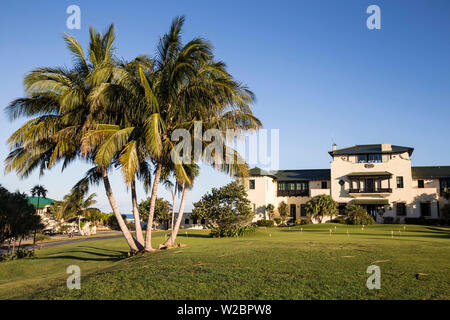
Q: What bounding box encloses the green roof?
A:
[249,168,330,181]
[26,197,54,209]
[412,166,450,179]
[329,144,414,156]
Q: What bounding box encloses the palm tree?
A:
[83,16,261,252]
[58,188,99,235]
[5,25,140,253]
[30,184,47,250]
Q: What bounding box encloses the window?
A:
[300,204,307,217]
[185,218,190,224]
[338,203,347,215]
[296,182,308,191]
[358,154,382,163]
[278,183,285,191]
[288,183,296,191]
[396,176,404,188]
[321,181,328,189]
[368,154,382,163]
[440,179,450,195]
[193,219,198,224]
[201,219,206,225]
[420,202,431,217]
[396,203,406,216]
[418,180,424,188]
[249,179,255,190]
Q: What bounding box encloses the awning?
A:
[352,199,389,205]
[347,171,392,179]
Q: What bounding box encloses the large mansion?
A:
[246,143,450,223]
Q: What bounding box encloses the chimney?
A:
[332,143,337,151]
[381,143,392,152]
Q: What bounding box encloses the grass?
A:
[0,224,449,300]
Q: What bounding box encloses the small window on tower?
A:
[396,176,404,188]
[418,180,424,188]
[249,179,255,189]
[321,181,327,189]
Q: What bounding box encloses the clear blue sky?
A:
[1,0,449,212]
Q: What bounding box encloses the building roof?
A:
[411,166,450,179]
[329,144,414,156]
[26,197,54,209]
[249,168,330,181]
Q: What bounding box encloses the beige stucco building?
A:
[246,143,450,223]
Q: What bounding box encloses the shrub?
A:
[345,205,375,225]
[210,225,257,238]
[274,217,282,225]
[330,216,347,224]
[266,204,275,219]
[305,195,338,223]
[0,249,34,262]
[256,219,274,227]
[295,219,311,225]
[15,249,34,259]
[404,217,446,226]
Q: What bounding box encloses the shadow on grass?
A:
[36,246,127,262]
[177,233,211,238]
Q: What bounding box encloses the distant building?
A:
[245,143,450,223]
[26,197,54,214]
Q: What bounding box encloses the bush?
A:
[0,249,34,262]
[330,216,347,224]
[15,249,34,259]
[274,217,282,225]
[345,205,375,225]
[210,225,257,238]
[295,219,311,225]
[404,217,447,226]
[256,219,274,227]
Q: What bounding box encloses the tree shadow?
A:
[36,247,127,262]
[177,233,211,238]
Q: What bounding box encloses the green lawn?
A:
[0,224,449,300]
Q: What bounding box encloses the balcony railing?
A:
[349,188,392,194]
[277,190,309,197]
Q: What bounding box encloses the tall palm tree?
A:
[5,25,140,253]
[82,16,261,252]
[30,184,47,250]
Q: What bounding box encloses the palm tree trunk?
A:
[131,179,145,250]
[170,189,177,231]
[144,163,162,252]
[164,185,187,247]
[78,216,83,236]
[101,169,139,253]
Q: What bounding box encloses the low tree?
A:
[138,197,171,230]
[0,185,43,253]
[277,201,288,223]
[305,195,337,223]
[345,204,375,225]
[191,181,254,237]
[266,204,275,219]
